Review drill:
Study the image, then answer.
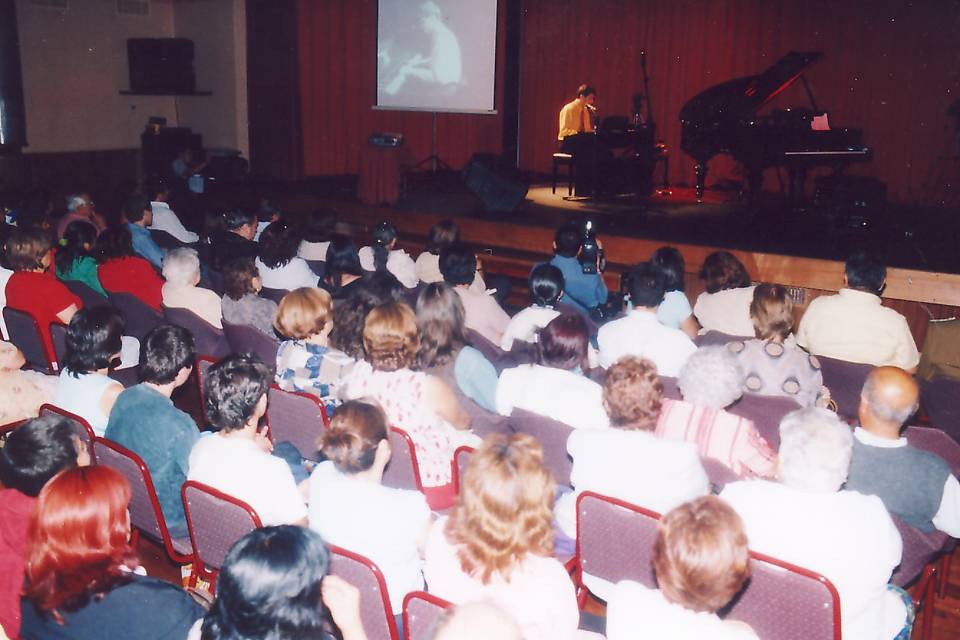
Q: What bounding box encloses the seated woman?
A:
[330,286,386,360]
[20,466,203,639]
[274,287,353,414]
[208,209,259,271]
[256,221,319,290]
[728,283,826,407]
[308,400,431,619]
[94,225,164,311]
[652,246,698,339]
[415,219,485,292]
[161,247,223,328]
[52,307,125,437]
[606,496,757,640]
[322,234,366,300]
[188,526,366,640]
[423,433,582,640]
[359,221,418,288]
[220,256,278,336]
[496,314,609,431]
[440,243,510,346]
[54,220,107,296]
[500,263,563,352]
[341,301,476,510]
[656,346,776,478]
[298,207,337,261]
[416,282,499,413]
[0,341,57,425]
[721,408,909,640]
[693,251,756,337]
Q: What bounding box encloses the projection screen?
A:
[376,0,498,114]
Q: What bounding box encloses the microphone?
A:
[585,104,597,112]
[640,50,647,67]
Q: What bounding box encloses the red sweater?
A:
[98,257,164,311]
[0,489,36,638]
[5,270,83,366]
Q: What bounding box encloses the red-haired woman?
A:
[19,466,202,639]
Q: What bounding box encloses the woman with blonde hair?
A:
[423,433,583,640]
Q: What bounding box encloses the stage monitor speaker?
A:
[127,38,196,94]
[464,154,528,213]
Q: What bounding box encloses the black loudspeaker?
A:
[463,154,528,213]
[127,38,196,94]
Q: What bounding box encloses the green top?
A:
[56,255,107,296]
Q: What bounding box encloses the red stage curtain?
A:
[297,0,506,176]
[519,0,960,203]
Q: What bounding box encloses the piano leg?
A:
[694,161,707,202]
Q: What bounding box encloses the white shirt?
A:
[162,283,223,329]
[496,364,609,431]
[254,257,318,291]
[500,305,561,351]
[298,240,330,261]
[308,461,430,613]
[607,581,759,640]
[693,286,757,337]
[597,309,697,375]
[413,252,487,294]
[148,201,199,244]
[187,435,307,526]
[853,427,960,537]
[720,480,906,640]
[359,246,419,288]
[0,265,14,340]
[253,219,270,241]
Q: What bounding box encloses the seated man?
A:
[0,415,89,638]
[598,262,695,375]
[548,221,607,315]
[124,193,165,269]
[148,177,199,245]
[721,407,908,640]
[797,251,919,372]
[161,248,223,329]
[104,325,199,539]
[57,192,104,239]
[209,209,260,271]
[187,354,307,526]
[846,366,960,536]
[440,242,510,346]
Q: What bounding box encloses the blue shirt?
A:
[657,290,693,329]
[129,223,164,269]
[549,254,608,313]
[104,384,199,538]
[454,346,499,411]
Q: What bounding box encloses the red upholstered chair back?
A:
[38,404,95,460]
[727,393,802,451]
[4,307,55,372]
[403,591,452,640]
[259,287,290,305]
[700,455,739,491]
[266,385,328,461]
[163,306,230,359]
[106,291,163,342]
[50,321,68,371]
[920,376,960,442]
[328,545,401,640]
[816,355,873,419]
[507,409,573,487]
[695,330,749,347]
[452,446,474,494]
[382,427,423,492]
[890,515,949,587]
[659,375,682,400]
[222,320,279,366]
[906,426,960,476]
[63,279,109,308]
[464,328,517,372]
[195,355,218,425]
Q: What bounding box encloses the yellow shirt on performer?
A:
[558,98,592,140]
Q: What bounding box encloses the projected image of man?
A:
[384,1,462,96]
[558,84,599,195]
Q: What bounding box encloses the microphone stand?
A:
[640,50,670,195]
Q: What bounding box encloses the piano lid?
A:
[679,51,823,124]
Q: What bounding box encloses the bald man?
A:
[845,367,960,535]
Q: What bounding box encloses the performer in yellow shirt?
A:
[558,84,597,142]
[557,85,598,196]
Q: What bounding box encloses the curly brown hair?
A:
[602,356,664,430]
[749,283,794,341]
[698,251,751,294]
[362,301,420,371]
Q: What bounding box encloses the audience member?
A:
[254,198,280,241]
[597,262,696,375]
[95,225,164,311]
[657,346,776,477]
[416,219,486,292]
[359,221,418,288]
[728,283,825,407]
[56,193,104,239]
[188,526,366,640]
[846,367,960,536]
[651,246,699,339]
[298,207,337,261]
[0,341,57,424]
[322,234,366,299]
[0,416,86,638]
[430,601,523,640]
[693,251,756,337]
[209,209,259,271]
[500,263,563,351]
[220,256,278,336]
[161,247,223,328]
[606,496,756,640]
[721,407,908,640]
[20,466,203,639]
[440,242,510,345]
[52,306,125,436]
[797,251,920,372]
[256,221,319,290]
[188,354,308,525]
[423,433,581,640]
[147,177,198,245]
[417,282,499,412]
[104,325,198,538]
[548,221,607,315]
[309,400,431,617]
[329,285,384,359]
[54,220,107,296]
[123,193,165,269]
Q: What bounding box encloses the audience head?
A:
[223,209,258,239]
[222,257,262,301]
[627,262,666,309]
[844,250,886,295]
[553,221,582,258]
[122,193,151,225]
[536,313,589,371]
[653,496,750,613]
[778,407,853,492]
[439,242,477,286]
[364,270,405,302]
[258,221,300,269]
[5,227,52,272]
[529,263,564,308]
[325,233,364,288]
[55,220,98,275]
[371,220,399,272]
[859,366,919,436]
[65,193,93,216]
[23,466,136,623]
[447,433,555,583]
[303,208,337,243]
[416,282,467,368]
[699,251,751,294]
[362,301,420,372]
[274,287,332,341]
[162,247,202,287]
[62,306,124,375]
[0,415,85,497]
[602,356,664,431]
[678,346,744,409]
[749,283,794,341]
[330,286,383,359]
[146,175,169,201]
[93,225,136,263]
[199,525,330,640]
[651,246,686,293]
[139,325,194,387]
[430,602,523,640]
[319,399,390,475]
[204,353,273,433]
[426,219,460,255]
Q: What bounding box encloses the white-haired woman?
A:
[162,247,223,328]
[655,346,776,477]
[720,408,911,640]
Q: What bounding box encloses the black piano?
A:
[679,51,871,203]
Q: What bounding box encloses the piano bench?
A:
[552,153,575,196]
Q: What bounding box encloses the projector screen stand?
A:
[411,112,452,173]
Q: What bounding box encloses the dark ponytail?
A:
[318,400,389,474]
[371,221,397,272]
[55,221,97,276]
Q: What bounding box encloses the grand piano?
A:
[679,51,871,202]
